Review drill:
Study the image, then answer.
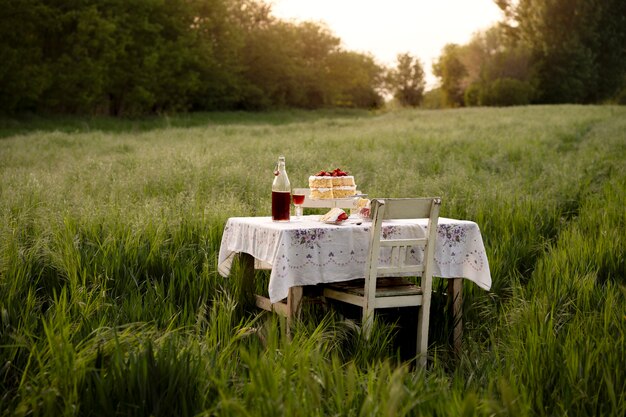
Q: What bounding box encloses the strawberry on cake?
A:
[309,168,357,199]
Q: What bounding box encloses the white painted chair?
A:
[323,197,441,367]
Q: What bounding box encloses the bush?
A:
[481,78,534,106]
[464,83,482,107]
[615,85,626,105]
[421,88,445,109]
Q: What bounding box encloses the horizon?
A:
[271,0,503,88]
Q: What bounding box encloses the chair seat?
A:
[325,277,423,298]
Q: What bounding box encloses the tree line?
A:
[432,0,626,107]
[0,0,389,115]
[1,0,625,115]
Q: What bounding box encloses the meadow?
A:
[1,105,625,416]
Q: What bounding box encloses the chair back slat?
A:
[376,198,435,220]
[379,238,427,247]
[377,265,425,275]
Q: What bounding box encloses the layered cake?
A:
[309,168,357,199]
[308,175,333,199]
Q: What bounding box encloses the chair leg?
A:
[362,307,375,339]
[416,302,431,368]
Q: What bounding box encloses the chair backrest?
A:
[363,198,441,312]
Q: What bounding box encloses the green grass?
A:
[1,105,625,416]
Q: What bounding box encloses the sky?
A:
[270,0,504,87]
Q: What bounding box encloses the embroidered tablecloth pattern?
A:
[218,216,491,303]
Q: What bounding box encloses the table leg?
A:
[447,278,463,355]
[240,253,256,305]
[287,286,303,329]
[240,253,303,335]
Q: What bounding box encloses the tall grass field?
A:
[1,106,625,416]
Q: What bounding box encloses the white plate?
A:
[322,219,365,225]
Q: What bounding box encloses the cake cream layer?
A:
[308,176,333,187]
[333,189,357,198]
[331,176,355,186]
[309,175,355,186]
[310,189,333,199]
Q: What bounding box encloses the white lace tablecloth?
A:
[218,216,491,303]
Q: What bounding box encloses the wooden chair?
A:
[323,197,441,367]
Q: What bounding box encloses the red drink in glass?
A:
[272,191,291,221]
[292,194,305,205]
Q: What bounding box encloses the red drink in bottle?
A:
[272,156,291,221]
[272,191,291,221]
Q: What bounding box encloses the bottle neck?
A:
[273,157,290,192]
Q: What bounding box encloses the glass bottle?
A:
[272,156,291,221]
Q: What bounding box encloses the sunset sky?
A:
[271,0,503,87]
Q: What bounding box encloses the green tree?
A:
[480,78,533,106]
[0,0,246,115]
[238,20,298,109]
[458,26,534,107]
[289,21,341,108]
[386,53,425,107]
[464,26,531,85]
[432,44,467,107]
[104,0,240,115]
[188,0,248,111]
[38,1,117,113]
[238,18,344,109]
[497,0,626,103]
[327,51,384,108]
[0,0,50,113]
[0,0,387,114]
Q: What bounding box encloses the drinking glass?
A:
[292,191,305,221]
